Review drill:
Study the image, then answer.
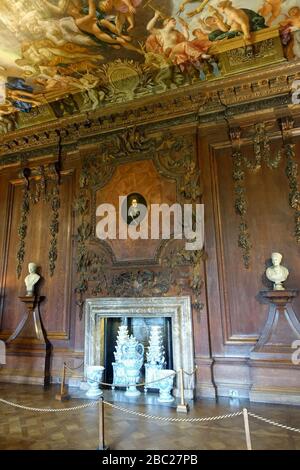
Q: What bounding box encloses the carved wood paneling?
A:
[74,128,204,320]
[1,72,300,398]
[0,171,13,330]
[0,171,75,341]
[203,131,300,353]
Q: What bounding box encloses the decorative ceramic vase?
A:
[146,325,165,367]
[86,365,105,398]
[114,325,129,363]
[112,362,128,389]
[145,325,165,393]
[112,325,130,389]
[157,369,175,403]
[121,336,144,397]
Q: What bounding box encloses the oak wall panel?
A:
[0,171,75,341]
[1,113,300,401]
[211,141,300,346]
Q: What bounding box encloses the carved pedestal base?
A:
[249,290,300,405]
[4,296,51,387]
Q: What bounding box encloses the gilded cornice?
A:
[1,61,300,162]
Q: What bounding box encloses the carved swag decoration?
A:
[16,161,61,278]
[230,118,300,268]
[74,128,204,320]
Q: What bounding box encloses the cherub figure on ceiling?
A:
[43,0,142,53]
[259,0,286,27]
[99,0,142,34]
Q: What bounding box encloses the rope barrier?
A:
[0,397,98,413]
[0,396,243,422]
[97,372,177,389]
[183,366,198,377]
[64,362,84,372]
[1,396,299,432]
[1,395,300,452]
[103,401,243,423]
[69,366,195,388]
[248,412,300,434]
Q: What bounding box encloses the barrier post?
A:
[55,363,70,401]
[176,368,189,413]
[98,397,110,451]
[243,408,252,450]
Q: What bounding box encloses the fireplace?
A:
[84,297,195,398]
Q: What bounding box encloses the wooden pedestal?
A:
[249,290,300,404]
[5,296,51,387]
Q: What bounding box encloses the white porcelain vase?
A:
[86,365,105,398]
[157,369,175,403]
[122,336,144,397]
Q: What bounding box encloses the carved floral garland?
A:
[230,118,300,269]
[16,163,61,278]
[16,174,30,279]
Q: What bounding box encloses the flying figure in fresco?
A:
[259,0,286,27]
[20,10,102,48]
[43,0,142,53]
[99,0,143,34]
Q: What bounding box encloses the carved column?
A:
[5,296,51,387]
[249,290,300,404]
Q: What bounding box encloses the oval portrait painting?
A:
[121,193,148,226]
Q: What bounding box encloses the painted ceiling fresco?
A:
[0,0,300,133]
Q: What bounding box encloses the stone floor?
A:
[0,383,300,450]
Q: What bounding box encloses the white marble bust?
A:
[25,263,40,297]
[266,253,289,291]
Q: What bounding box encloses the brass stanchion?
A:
[176,368,189,413]
[98,397,110,451]
[55,362,70,401]
[243,408,252,450]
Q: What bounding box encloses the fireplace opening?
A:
[101,317,173,385]
[84,297,195,398]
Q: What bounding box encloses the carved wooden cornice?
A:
[1,61,300,162]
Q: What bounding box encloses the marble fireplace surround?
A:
[84,296,195,398]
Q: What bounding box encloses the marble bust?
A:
[266,253,289,291]
[25,263,40,297]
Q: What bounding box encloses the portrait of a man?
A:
[122,193,147,225]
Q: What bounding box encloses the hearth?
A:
[102,317,172,385]
[84,297,195,398]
